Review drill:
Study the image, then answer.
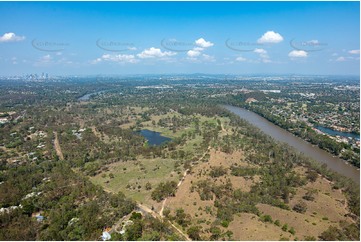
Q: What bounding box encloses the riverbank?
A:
[223,105,360,184]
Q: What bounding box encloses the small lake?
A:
[78,91,105,101]
[316,126,360,140]
[138,129,172,146]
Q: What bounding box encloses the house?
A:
[31,212,44,222]
[0,118,8,124]
[100,231,111,241]
[245,97,258,104]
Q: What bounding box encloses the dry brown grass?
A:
[165,149,265,240]
[257,177,353,240]
[229,213,292,241]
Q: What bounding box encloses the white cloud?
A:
[137,47,176,59]
[336,56,346,62]
[186,38,214,62]
[0,32,25,42]
[92,54,138,64]
[193,47,204,51]
[11,57,17,65]
[41,54,52,62]
[254,48,270,62]
[187,50,201,57]
[288,50,308,58]
[33,54,77,66]
[33,54,52,66]
[348,49,360,55]
[254,48,267,54]
[257,31,284,44]
[195,38,214,48]
[236,56,247,62]
[202,54,215,62]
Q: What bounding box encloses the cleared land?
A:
[87,110,357,240]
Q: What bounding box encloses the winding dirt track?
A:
[108,146,211,240]
[53,131,64,160]
[160,146,211,217]
[137,204,191,241]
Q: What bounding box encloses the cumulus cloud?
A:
[40,54,52,63]
[187,49,201,57]
[254,48,267,54]
[137,47,176,59]
[254,48,270,62]
[34,54,75,66]
[202,54,215,62]
[34,54,53,66]
[236,56,247,62]
[92,54,138,64]
[348,49,360,55]
[11,57,17,65]
[336,56,346,62]
[186,38,214,61]
[0,32,25,42]
[257,31,283,44]
[195,38,214,48]
[288,50,308,58]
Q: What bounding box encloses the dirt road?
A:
[53,131,64,160]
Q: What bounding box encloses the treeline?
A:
[230,98,360,168]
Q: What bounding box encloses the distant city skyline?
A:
[0,1,360,76]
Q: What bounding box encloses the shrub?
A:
[303,189,317,201]
[261,214,273,223]
[151,181,177,202]
[187,226,201,240]
[221,220,229,228]
[282,224,288,231]
[304,236,316,241]
[289,227,296,235]
[209,166,227,178]
[293,201,307,214]
[306,170,318,182]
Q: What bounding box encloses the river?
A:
[223,105,360,184]
[316,126,360,140]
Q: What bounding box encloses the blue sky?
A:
[0,1,359,76]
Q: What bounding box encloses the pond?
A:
[77,91,106,101]
[138,129,172,146]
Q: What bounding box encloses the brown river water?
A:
[223,105,360,184]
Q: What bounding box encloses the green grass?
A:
[90,157,181,203]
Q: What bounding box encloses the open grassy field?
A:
[90,157,182,205]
